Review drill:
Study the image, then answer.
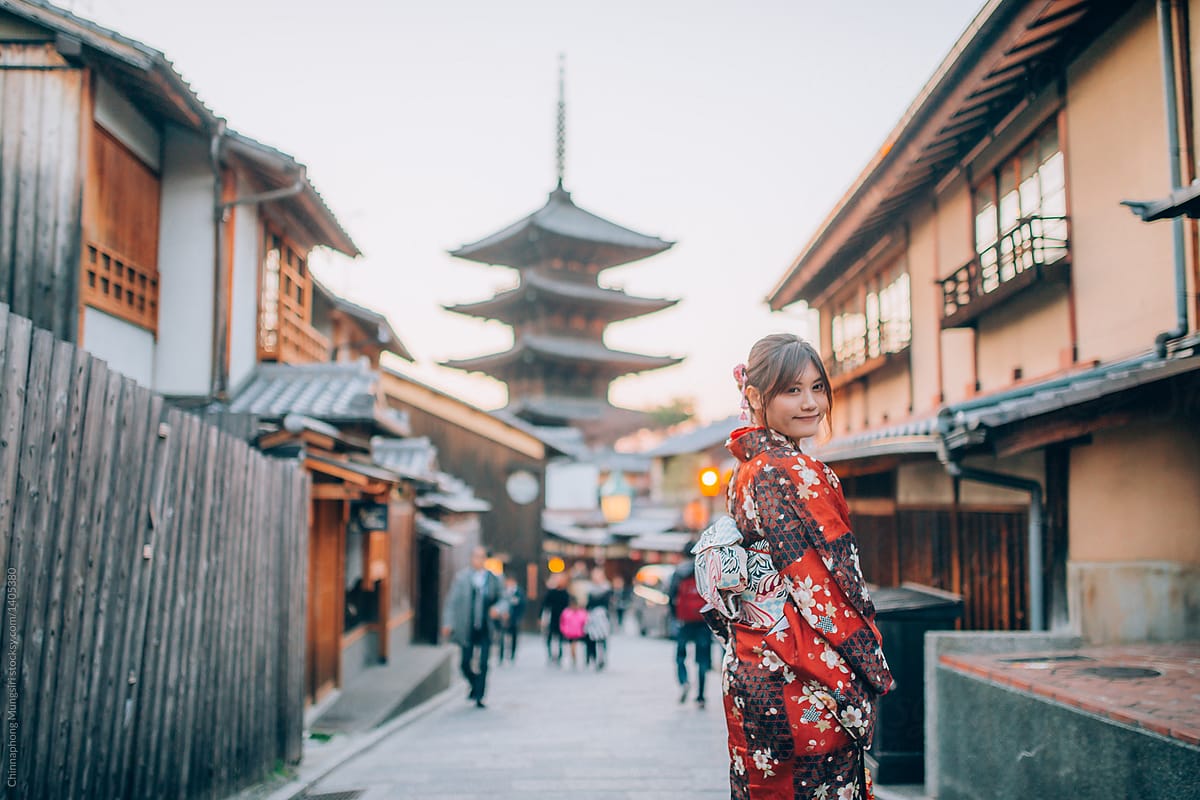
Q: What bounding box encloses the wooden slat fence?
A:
[853,506,1029,631]
[0,303,309,800]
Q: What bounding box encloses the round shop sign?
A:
[505,470,539,505]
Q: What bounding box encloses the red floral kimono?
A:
[711,427,894,800]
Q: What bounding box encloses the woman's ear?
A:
[745,386,763,423]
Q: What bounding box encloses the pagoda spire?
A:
[556,54,566,189]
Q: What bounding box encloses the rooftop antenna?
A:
[556,53,566,189]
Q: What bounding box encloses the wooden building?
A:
[767,0,1199,641]
[381,368,566,621]
[0,0,490,709]
[0,0,357,401]
[229,361,489,701]
[442,72,682,445]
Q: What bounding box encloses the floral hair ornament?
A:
[732,363,750,421]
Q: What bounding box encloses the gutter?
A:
[937,410,1045,632]
[1155,0,1191,356]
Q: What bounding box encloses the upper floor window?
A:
[258,226,328,364]
[830,260,911,377]
[81,124,161,334]
[942,120,1070,327]
[972,124,1067,292]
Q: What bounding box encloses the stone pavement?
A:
[303,626,730,799]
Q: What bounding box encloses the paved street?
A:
[307,627,730,799]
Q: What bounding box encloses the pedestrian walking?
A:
[540,573,570,665]
[584,566,612,670]
[696,334,895,799]
[611,574,630,631]
[496,575,526,663]
[441,545,506,708]
[558,595,588,668]
[668,546,712,708]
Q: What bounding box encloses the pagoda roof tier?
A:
[450,186,673,270]
[443,270,678,324]
[440,334,682,378]
[506,395,613,423]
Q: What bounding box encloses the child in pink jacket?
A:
[558,596,588,667]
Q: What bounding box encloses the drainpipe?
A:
[937,413,1045,631]
[210,120,228,400]
[1155,0,1190,357]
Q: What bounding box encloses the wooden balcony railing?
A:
[81,240,160,334]
[941,215,1070,328]
[259,310,330,364]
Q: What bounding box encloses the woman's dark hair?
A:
[744,333,833,436]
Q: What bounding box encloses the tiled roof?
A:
[940,346,1200,451]
[370,436,438,483]
[415,471,492,514]
[414,514,466,547]
[444,270,677,324]
[811,345,1200,462]
[444,334,681,375]
[229,362,409,435]
[644,415,741,458]
[451,186,673,270]
[313,279,412,360]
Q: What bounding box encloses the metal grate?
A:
[1077,666,1162,680]
[302,791,365,800]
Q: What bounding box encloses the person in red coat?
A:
[705,334,894,800]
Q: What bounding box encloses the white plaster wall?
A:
[82,307,155,386]
[1066,2,1178,362]
[93,76,160,170]
[935,177,978,404]
[976,284,1072,392]
[229,188,261,391]
[907,206,942,415]
[154,124,215,396]
[960,450,1045,506]
[864,366,910,428]
[1070,418,1200,563]
[898,460,955,506]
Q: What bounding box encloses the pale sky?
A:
[75,0,981,423]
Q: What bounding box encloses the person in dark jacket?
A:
[495,575,526,664]
[668,543,713,708]
[539,573,570,665]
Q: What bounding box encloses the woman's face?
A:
[760,360,830,441]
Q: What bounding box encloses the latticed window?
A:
[830,259,911,376]
[80,125,161,333]
[257,226,329,364]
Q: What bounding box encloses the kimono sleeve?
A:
[749,453,894,695]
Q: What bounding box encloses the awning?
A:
[1122,183,1200,222]
[627,531,693,553]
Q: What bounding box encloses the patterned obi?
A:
[693,517,790,630]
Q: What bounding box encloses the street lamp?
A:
[600,470,633,524]
[698,466,721,497]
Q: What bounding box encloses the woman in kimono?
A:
[697,334,894,800]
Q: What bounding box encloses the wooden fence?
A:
[0,304,309,800]
[853,506,1029,631]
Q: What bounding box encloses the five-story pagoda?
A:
[443,65,681,439]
